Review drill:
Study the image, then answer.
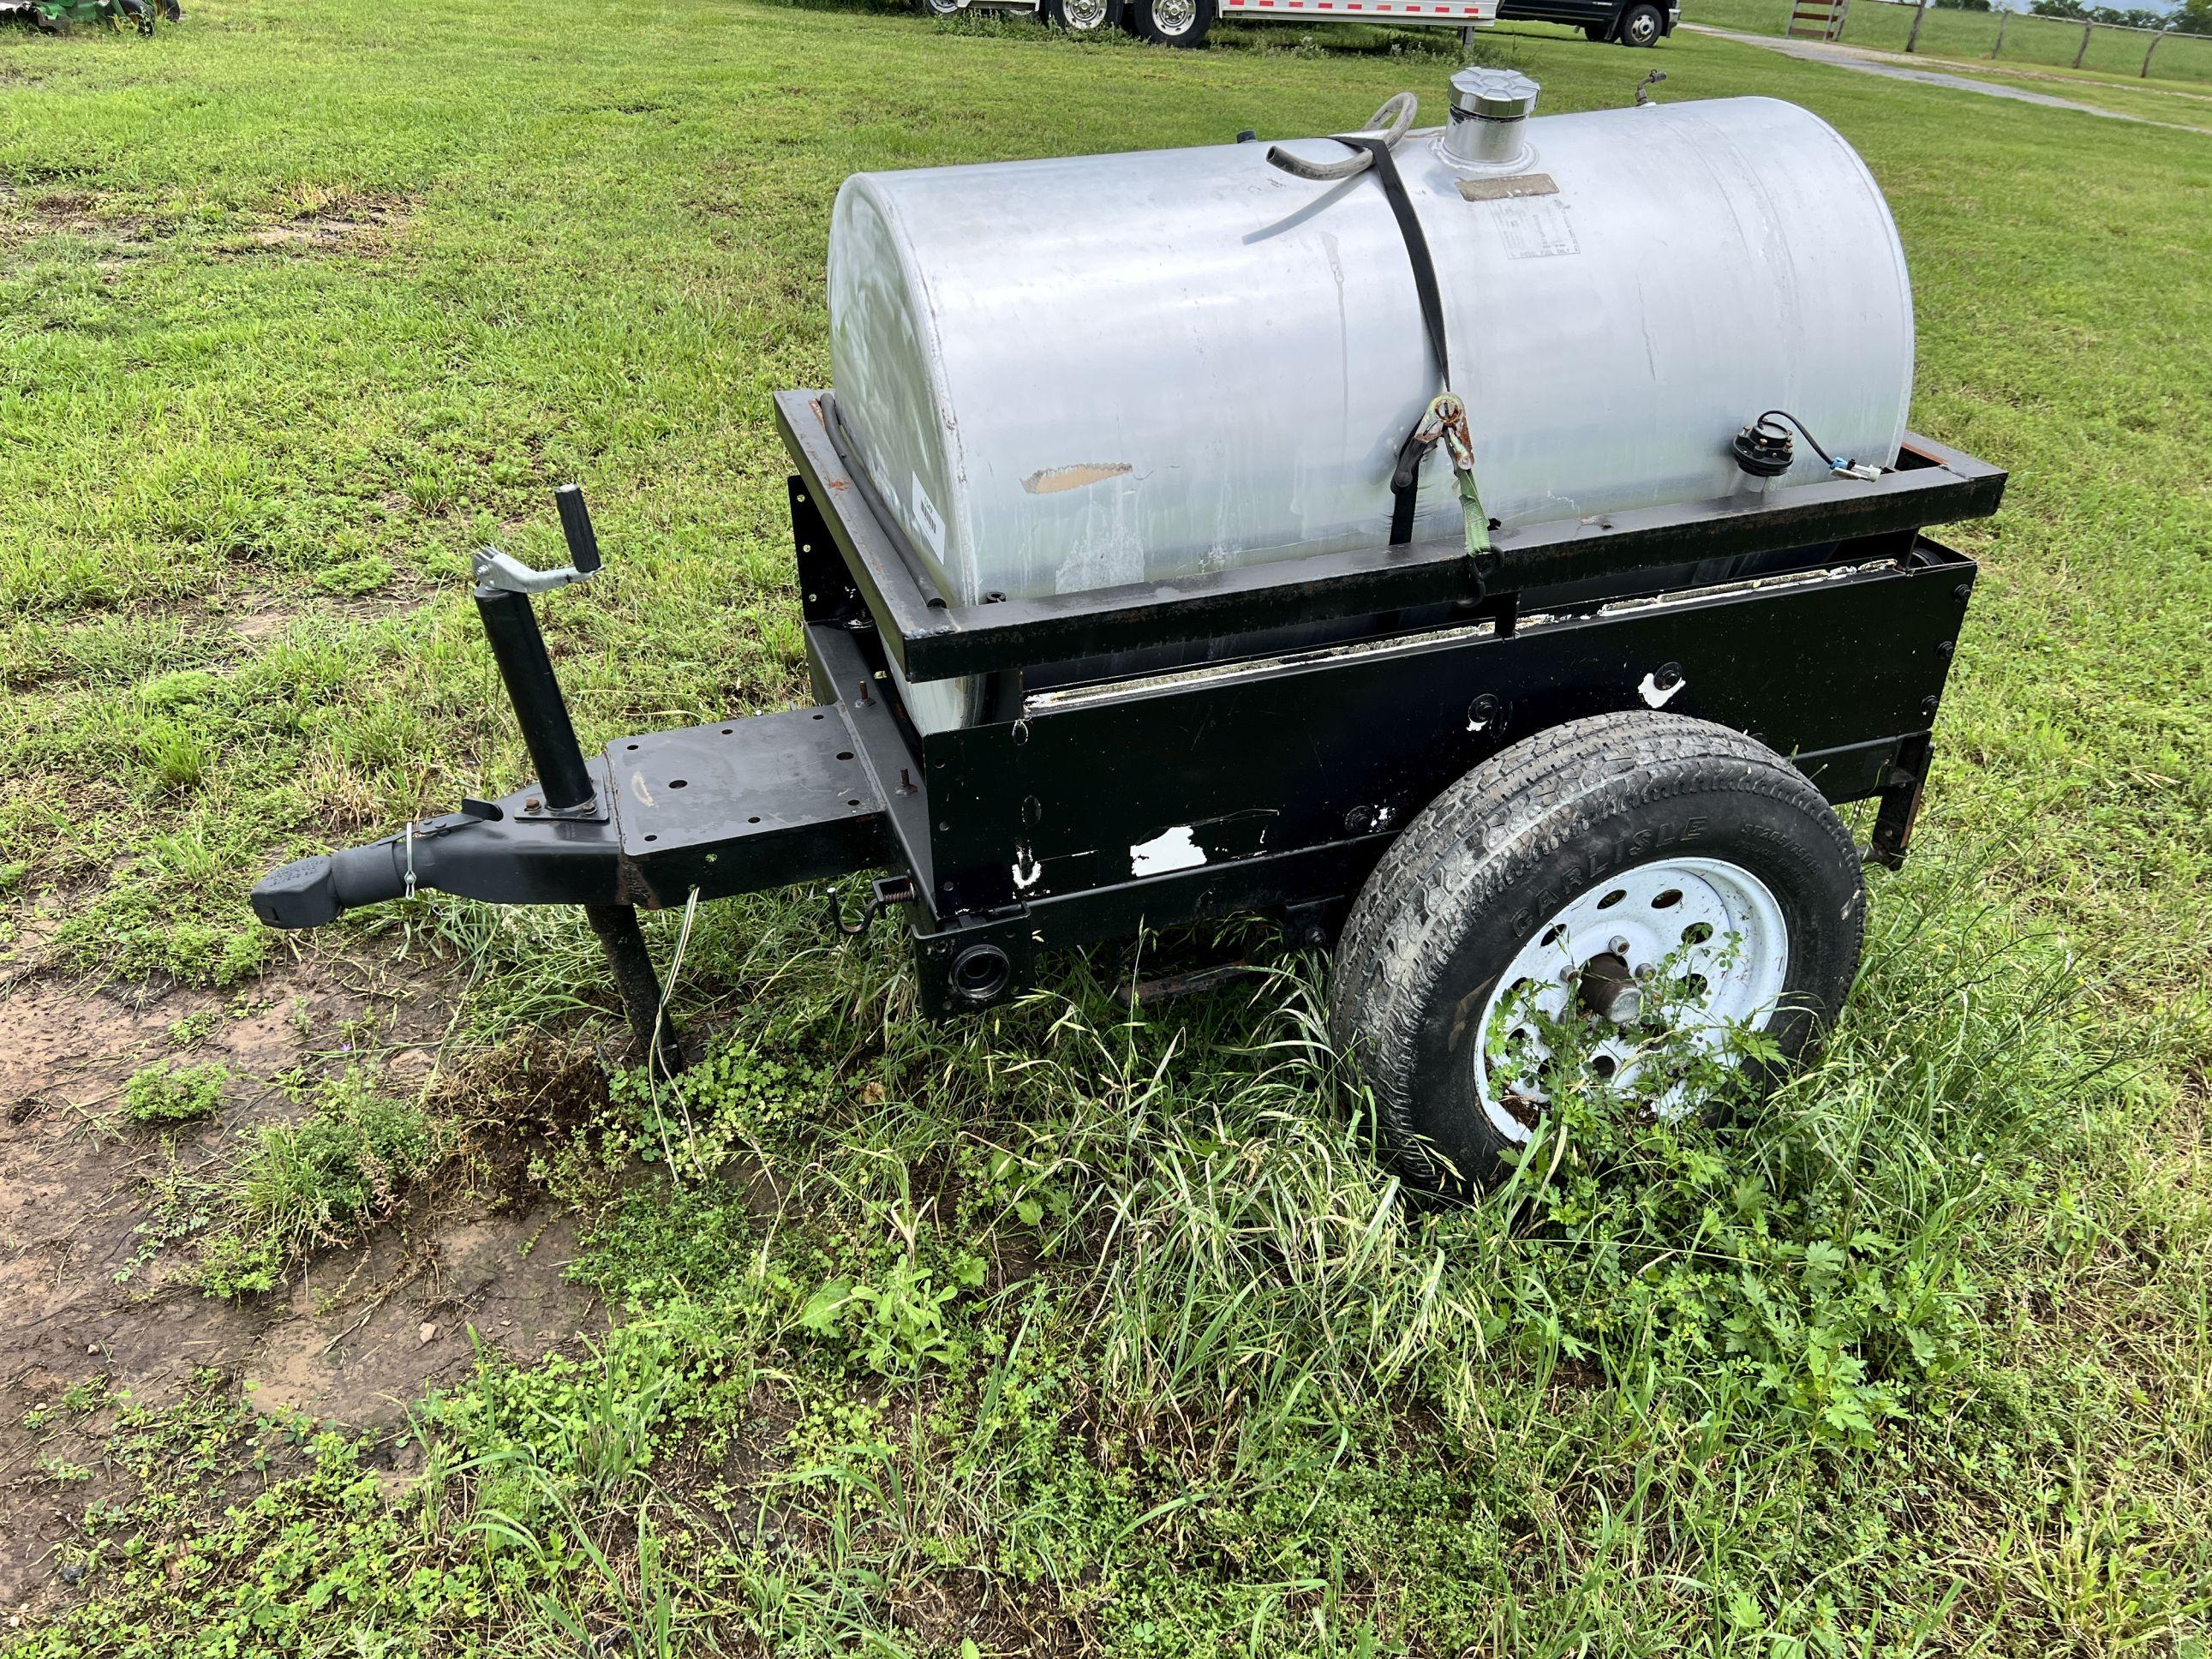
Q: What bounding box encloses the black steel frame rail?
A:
[773,389,2005,684]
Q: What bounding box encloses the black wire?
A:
[1750,409,1841,470]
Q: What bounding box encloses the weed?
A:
[194,1069,446,1296]
[797,1249,989,1375]
[164,1009,218,1047]
[308,553,396,597]
[605,1017,840,1176]
[120,1060,226,1126]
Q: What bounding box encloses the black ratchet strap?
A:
[1336,135,1452,546]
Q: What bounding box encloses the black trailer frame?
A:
[252,391,2003,1049]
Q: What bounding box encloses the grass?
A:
[1876,58,2212,129]
[2,0,2209,1655]
[190,1069,447,1296]
[1683,0,2212,85]
[119,1059,226,1125]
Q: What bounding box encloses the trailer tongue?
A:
[251,79,2005,1189]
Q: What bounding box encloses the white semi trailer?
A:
[918,0,1500,49]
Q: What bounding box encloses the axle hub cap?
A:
[1474,856,1790,1142]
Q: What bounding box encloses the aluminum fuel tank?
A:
[827,77,1914,731]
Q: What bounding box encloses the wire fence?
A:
[1690,0,2212,84]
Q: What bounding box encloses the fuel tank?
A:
[827,72,1914,730]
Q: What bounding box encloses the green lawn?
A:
[1880,56,2212,128]
[3,1,2210,1655]
[1683,0,2212,84]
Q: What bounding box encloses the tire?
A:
[1618,2,1665,44]
[919,0,965,15]
[1045,0,1121,28]
[1124,0,1211,45]
[1330,712,1865,1194]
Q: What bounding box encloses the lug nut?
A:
[1608,936,1631,957]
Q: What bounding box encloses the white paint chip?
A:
[1638,670,1687,709]
[1130,826,1206,877]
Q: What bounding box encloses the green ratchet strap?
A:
[1414,393,1492,560]
[1264,97,1493,569]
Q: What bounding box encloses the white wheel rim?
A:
[1063,0,1109,24]
[1152,0,1197,33]
[1474,856,1789,1144]
[1628,11,1657,40]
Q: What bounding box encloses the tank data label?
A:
[909,472,948,561]
[1491,196,1579,261]
[1456,172,1558,202]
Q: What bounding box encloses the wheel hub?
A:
[1474,856,1790,1143]
[1575,951,1641,1024]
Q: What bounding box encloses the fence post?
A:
[2072,17,2093,67]
[1991,5,2008,57]
[2142,28,2161,76]
[1905,0,1929,52]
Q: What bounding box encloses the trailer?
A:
[924,0,1497,48]
[252,398,2001,1182]
[250,83,2005,1189]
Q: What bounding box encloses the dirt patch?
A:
[0,950,612,1612]
[228,193,413,256]
[0,189,176,273]
[220,580,435,647]
[230,606,291,642]
[243,1198,602,1424]
[0,186,415,267]
[0,1185,605,1612]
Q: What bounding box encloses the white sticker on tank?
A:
[909,473,947,562]
[1492,197,1579,261]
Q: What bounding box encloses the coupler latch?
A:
[827,874,918,942]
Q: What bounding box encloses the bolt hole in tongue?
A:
[1475,858,1791,1143]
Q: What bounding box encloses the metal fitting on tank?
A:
[1442,68,1539,171]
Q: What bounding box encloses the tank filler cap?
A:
[1448,68,1539,124]
[1442,69,1539,171]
